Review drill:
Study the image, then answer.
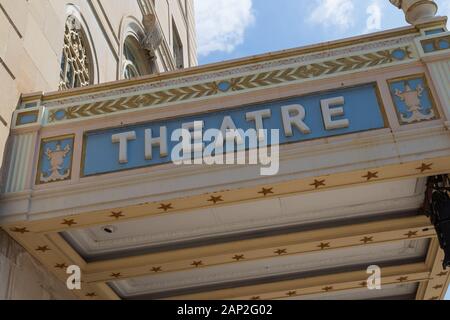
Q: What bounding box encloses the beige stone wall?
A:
[0,0,196,300]
[0,229,76,299]
[0,0,196,165]
[153,0,198,69]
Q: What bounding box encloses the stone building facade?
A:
[0,0,196,299]
[1,0,450,301]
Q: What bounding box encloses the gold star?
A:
[397,276,408,282]
[159,203,173,212]
[323,286,333,292]
[310,179,326,189]
[36,246,51,253]
[437,272,448,277]
[85,292,97,298]
[417,163,433,173]
[191,261,203,268]
[363,171,378,181]
[274,249,287,255]
[433,285,443,290]
[151,267,162,273]
[10,227,29,234]
[55,263,68,270]
[111,273,122,278]
[287,291,297,296]
[208,195,224,204]
[110,211,125,219]
[233,254,245,261]
[318,242,330,250]
[62,219,77,227]
[405,231,418,238]
[360,237,374,244]
[258,188,274,196]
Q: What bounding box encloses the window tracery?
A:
[59,16,91,90]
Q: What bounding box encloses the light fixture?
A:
[424,175,450,269]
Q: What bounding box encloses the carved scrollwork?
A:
[389,0,402,9]
[141,13,163,59]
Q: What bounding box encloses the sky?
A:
[194,0,450,65]
[194,0,450,300]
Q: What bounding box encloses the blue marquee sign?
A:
[82,83,385,176]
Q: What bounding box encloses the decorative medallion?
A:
[363,171,378,181]
[287,291,297,297]
[37,136,74,185]
[110,211,125,219]
[61,219,77,227]
[360,237,374,244]
[310,179,326,189]
[258,188,274,196]
[216,81,232,92]
[232,254,245,261]
[158,203,173,212]
[208,195,224,204]
[388,75,437,125]
[55,263,68,270]
[10,227,30,234]
[404,231,418,238]
[36,246,51,253]
[318,242,330,250]
[417,163,433,173]
[191,261,203,268]
[274,249,287,256]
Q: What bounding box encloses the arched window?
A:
[59,16,93,90]
[122,35,154,79]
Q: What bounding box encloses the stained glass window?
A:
[59,16,91,90]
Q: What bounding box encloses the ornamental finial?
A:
[389,0,438,25]
[389,0,402,9]
[142,13,163,59]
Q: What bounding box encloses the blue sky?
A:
[195,0,450,65]
[195,0,450,300]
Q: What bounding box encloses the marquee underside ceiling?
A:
[56,178,444,300]
[63,178,426,260]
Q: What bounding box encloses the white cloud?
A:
[309,0,355,31]
[365,0,382,33]
[195,0,255,56]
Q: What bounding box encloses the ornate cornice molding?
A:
[46,44,415,123]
